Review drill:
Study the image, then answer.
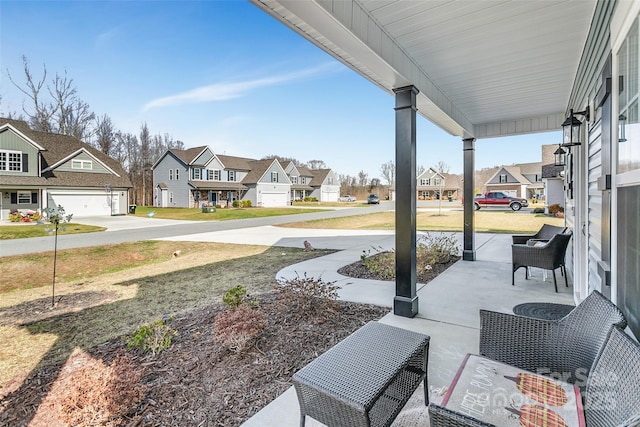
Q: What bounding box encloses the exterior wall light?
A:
[561,107,590,148]
[619,114,627,142]
[554,145,566,166]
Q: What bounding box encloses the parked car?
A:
[367,194,380,204]
[462,191,528,211]
[338,195,356,202]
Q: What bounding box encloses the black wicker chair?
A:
[512,223,566,245]
[429,325,640,427]
[512,231,572,292]
[479,290,627,389]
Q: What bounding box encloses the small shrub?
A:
[303,196,318,202]
[9,212,21,222]
[232,200,240,208]
[548,204,564,215]
[417,232,460,266]
[361,247,395,280]
[275,273,340,319]
[56,350,145,426]
[213,304,267,353]
[125,317,176,355]
[222,285,247,309]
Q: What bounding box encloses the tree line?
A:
[3,56,185,205]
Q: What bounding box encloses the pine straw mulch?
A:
[0,293,389,427]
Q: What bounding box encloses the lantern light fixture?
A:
[619,114,627,142]
[554,144,566,167]
[561,107,590,148]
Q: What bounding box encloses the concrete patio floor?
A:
[157,226,574,427]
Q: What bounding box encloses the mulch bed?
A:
[1,254,459,426]
[0,293,389,427]
[338,253,461,284]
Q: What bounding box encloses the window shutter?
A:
[31,192,38,203]
[10,192,17,204]
[22,153,28,172]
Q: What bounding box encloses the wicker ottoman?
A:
[292,321,430,427]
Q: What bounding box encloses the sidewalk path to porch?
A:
[157,227,575,427]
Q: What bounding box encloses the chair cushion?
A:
[441,354,585,426]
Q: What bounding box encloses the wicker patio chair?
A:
[479,290,627,389]
[512,223,566,245]
[583,325,640,427]
[512,231,572,292]
[428,325,640,427]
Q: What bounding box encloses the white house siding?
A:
[587,120,604,297]
[544,178,564,211]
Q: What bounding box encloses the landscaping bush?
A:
[359,232,460,279]
[55,350,145,426]
[275,273,340,320]
[548,204,565,217]
[213,304,267,353]
[125,318,176,356]
[303,196,318,202]
[533,207,545,214]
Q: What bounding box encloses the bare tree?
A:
[260,155,304,165]
[7,56,55,132]
[307,159,327,170]
[8,55,95,139]
[433,160,450,174]
[358,170,368,187]
[417,164,426,176]
[93,114,116,155]
[380,160,395,186]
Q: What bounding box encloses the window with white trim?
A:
[213,169,221,180]
[175,169,179,180]
[17,192,31,204]
[499,174,507,183]
[0,150,22,171]
[71,159,92,170]
[228,170,236,181]
[169,192,174,203]
[291,176,298,184]
[193,168,201,180]
[169,169,174,180]
[271,171,278,182]
[207,170,214,180]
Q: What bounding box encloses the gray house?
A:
[252,0,640,337]
[153,146,293,207]
[0,118,131,219]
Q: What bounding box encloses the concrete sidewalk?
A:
[156,225,575,427]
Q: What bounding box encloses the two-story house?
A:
[152,147,293,208]
[280,162,340,202]
[0,118,131,219]
[416,168,461,200]
[281,161,315,201]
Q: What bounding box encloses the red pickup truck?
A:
[463,191,528,211]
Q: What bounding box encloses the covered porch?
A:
[241,232,575,426]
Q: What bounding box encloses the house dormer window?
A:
[71,159,92,170]
[499,174,507,183]
[0,150,22,171]
[271,171,278,182]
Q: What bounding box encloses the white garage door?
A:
[261,192,288,207]
[322,191,338,202]
[48,191,111,217]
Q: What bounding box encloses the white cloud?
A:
[142,62,341,111]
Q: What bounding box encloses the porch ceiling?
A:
[250,0,597,139]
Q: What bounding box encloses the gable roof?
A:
[242,159,290,185]
[0,118,132,188]
[486,166,531,186]
[309,168,332,186]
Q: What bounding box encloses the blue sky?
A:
[0,0,560,180]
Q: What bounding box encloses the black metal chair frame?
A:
[512,231,572,292]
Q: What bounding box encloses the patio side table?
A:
[292,321,430,427]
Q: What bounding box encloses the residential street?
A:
[1,203,394,257]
